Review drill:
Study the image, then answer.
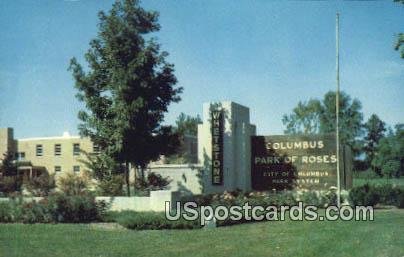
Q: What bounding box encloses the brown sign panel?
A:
[211,110,224,185]
[251,134,344,190]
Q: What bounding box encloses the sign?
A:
[251,134,342,190]
[211,110,224,185]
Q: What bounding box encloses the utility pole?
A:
[336,13,341,208]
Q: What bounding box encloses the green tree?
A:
[282,99,321,134]
[364,114,386,172]
[394,0,403,58]
[283,91,364,156]
[373,124,404,178]
[80,152,121,182]
[69,0,182,195]
[319,91,364,152]
[0,151,17,176]
[382,159,401,179]
[395,124,404,175]
[0,151,22,195]
[80,152,124,196]
[165,113,201,164]
[175,112,202,137]
[396,33,404,58]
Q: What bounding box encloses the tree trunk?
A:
[125,161,130,196]
[133,166,137,194]
[133,166,146,194]
[141,166,145,183]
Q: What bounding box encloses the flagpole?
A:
[336,13,341,208]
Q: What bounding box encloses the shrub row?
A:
[108,190,341,230]
[110,211,201,230]
[182,189,340,208]
[208,190,341,226]
[349,183,404,208]
[0,176,22,197]
[2,185,402,227]
[0,193,108,223]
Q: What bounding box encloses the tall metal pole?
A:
[336,13,341,208]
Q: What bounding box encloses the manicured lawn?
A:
[353,177,404,187]
[1,210,403,257]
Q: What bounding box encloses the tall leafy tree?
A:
[0,151,17,176]
[0,151,22,194]
[69,0,182,195]
[282,99,321,134]
[165,113,201,164]
[174,113,202,137]
[80,152,121,182]
[394,0,404,58]
[363,114,386,172]
[283,91,364,157]
[372,124,404,178]
[396,33,404,58]
[319,91,364,152]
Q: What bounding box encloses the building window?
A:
[54,166,61,173]
[73,143,80,156]
[54,144,61,156]
[93,144,100,154]
[36,144,43,156]
[73,165,80,173]
[16,152,25,161]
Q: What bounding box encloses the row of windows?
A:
[54,166,80,173]
[16,144,99,159]
[36,143,81,157]
[30,143,100,157]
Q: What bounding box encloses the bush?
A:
[58,173,89,196]
[6,199,24,222]
[132,172,172,196]
[376,184,402,206]
[0,176,22,196]
[97,175,124,196]
[21,200,53,224]
[0,201,14,222]
[322,190,339,207]
[349,183,404,207]
[25,173,56,196]
[398,191,404,208]
[114,211,200,230]
[47,193,107,223]
[0,194,107,223]
[135,172,172,191]
[349,184,380,206]
[353,169,380,179]
[146,172,172,190]
[300,191,323,207]
[0,199,44,223]
[190,190,300,208]
[181,194,215,206]
[382,160,401,178]
[179,190,298,227]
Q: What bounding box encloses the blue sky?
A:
[0,0,403,138]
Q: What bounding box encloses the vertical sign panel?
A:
[211,110,223,185]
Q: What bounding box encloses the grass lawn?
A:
[1,209,403,257]
[353,177,404,187]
